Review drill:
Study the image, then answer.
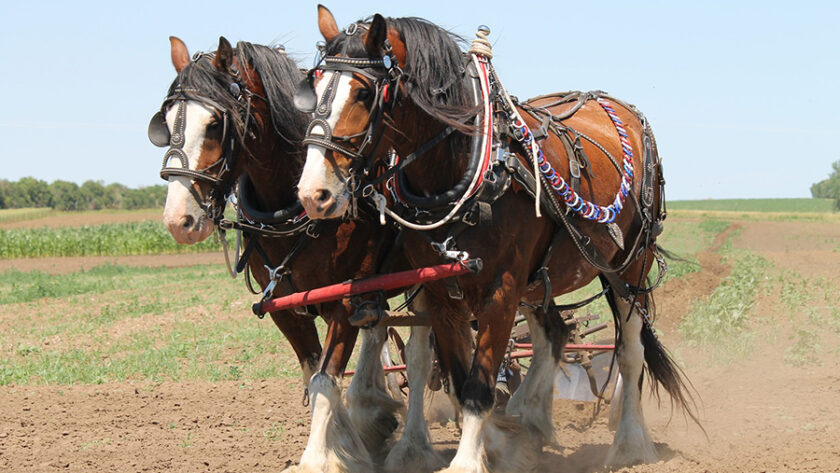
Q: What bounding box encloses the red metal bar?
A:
[514,343,615,351]
[254,259,482,316]
[509,345,615,360]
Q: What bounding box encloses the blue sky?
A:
[0,1,837,199]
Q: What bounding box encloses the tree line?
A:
[0,178,168,211]
[811,160,840,210]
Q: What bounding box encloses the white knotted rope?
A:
[468,25,493,59]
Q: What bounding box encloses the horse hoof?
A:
[604,425,658,467]
[384,440,446,473]
[349,306,382,327]
[280,465,320,473]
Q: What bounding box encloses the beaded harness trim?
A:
[509,98,635,224]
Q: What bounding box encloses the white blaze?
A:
[298,71,354,214]
[162,102,216,244]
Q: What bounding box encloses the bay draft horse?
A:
[152,36,444,472]
[297,7,698,473]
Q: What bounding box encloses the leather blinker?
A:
[293,76,317,113]
[148,111,171,148]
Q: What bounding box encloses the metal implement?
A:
[252,258,483,316]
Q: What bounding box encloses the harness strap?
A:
[366,126,456,190]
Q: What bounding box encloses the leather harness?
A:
[295,38,668,312]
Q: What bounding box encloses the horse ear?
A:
[214,36,234,72]
[317,4,339,42]
[170,36,190,73]
[364,14,387,56]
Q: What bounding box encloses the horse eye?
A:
[208,120,221,130]
[356,88,372,102]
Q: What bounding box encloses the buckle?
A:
[305,222,320,238]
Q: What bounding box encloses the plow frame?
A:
[252,258,616,401]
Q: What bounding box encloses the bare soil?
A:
[0,210,162,230]
[1,219,839,472]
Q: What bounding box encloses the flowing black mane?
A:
[236,42,308,146]
[326,17,476,131]
[167,42,308,150]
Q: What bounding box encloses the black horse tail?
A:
[640,294,706,435]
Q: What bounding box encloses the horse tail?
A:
[640,293,706,435]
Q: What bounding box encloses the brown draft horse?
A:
[153,37,441,472]
[297,7,697,472]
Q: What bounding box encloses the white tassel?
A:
[533,142,542,218]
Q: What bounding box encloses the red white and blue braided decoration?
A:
[515,97,634,224]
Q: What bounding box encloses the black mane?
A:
[167,42,308,151]
[326,17,476,132]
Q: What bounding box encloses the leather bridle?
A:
[293,24,403,192]
[148,53,256,224]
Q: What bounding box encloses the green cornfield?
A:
[0,221,220,258]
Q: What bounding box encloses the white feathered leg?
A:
[439,410,489,473]
[604,296,657,467]
[284,373,373,473]
[483,307,556,472]
[504,306,557,442]
[384,325,446,472]
[346,325,403,461]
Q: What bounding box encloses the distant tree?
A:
[122,185,168,209]
[105,182,128,209]
[80,180,112,210]
[50,180,84,211]
[0,178,167,211]
[811,160,840,209]
[6,177,52,208]
[0,179,8,209]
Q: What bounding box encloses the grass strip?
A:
[668,198,835,213]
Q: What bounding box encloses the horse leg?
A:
[346,324,403,462]
[481,305,568,472]
[285,314,373,473]
[442,290,518,473]
[385,291,446,473]
[268,312,321,390]
[504,305,568,443]
[602,281,657,467]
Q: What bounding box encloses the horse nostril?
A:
[314,189,332,204]
[182,215,194,229]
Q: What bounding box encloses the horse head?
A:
[151,36,245,243]
[296,7,477,219]
[152,36,306,243]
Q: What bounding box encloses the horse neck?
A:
[392,104,466,193]
[239,72,302,210]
